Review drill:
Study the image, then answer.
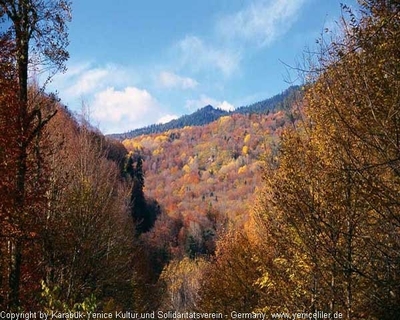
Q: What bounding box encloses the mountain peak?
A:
[194,104,220,115]
[201,104,215,111]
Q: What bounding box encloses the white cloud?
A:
[48,61,199,134]
[60,62,93,78]
[49,62,134,100]
[218,101,235,112]
[185,94,235,112]
[157,114,179,124]
[92,86,160,134]
[65,68,110,97]
[158,71,198,89]
[177,36,241,77]
[218,0,307,47]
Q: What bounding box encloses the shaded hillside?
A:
[110,86,299,140]
[235,85,300,115]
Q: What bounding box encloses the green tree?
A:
[127,155,159,234]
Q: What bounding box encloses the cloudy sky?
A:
[46,0,357,134]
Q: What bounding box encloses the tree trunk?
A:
[7,31,29,310]
[8,239,21,310]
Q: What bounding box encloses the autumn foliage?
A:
[199,1,400,319]
[122,111,287,254]
[1,1,399,318]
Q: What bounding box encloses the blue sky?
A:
[47,0,357,134]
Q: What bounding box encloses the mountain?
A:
[108,85,300,140]
[108,105,228,141]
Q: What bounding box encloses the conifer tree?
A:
[128,155,159,234]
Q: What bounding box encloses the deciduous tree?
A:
[254,1,400,318]
[0,0,71,309]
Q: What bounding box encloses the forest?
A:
[0,1,399,319]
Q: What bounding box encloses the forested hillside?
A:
[122,97,296,214]
[1,1,399,319]
[122,109,289,254]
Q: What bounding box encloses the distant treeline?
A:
[108,85,300,140]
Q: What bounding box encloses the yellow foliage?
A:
[153,148,162,156]
[155,134,168,144]
[182,164,191,173]
[218,116,231,126]
[244,133,251,144]
[238,165,247,174]
[122,139,143,151]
